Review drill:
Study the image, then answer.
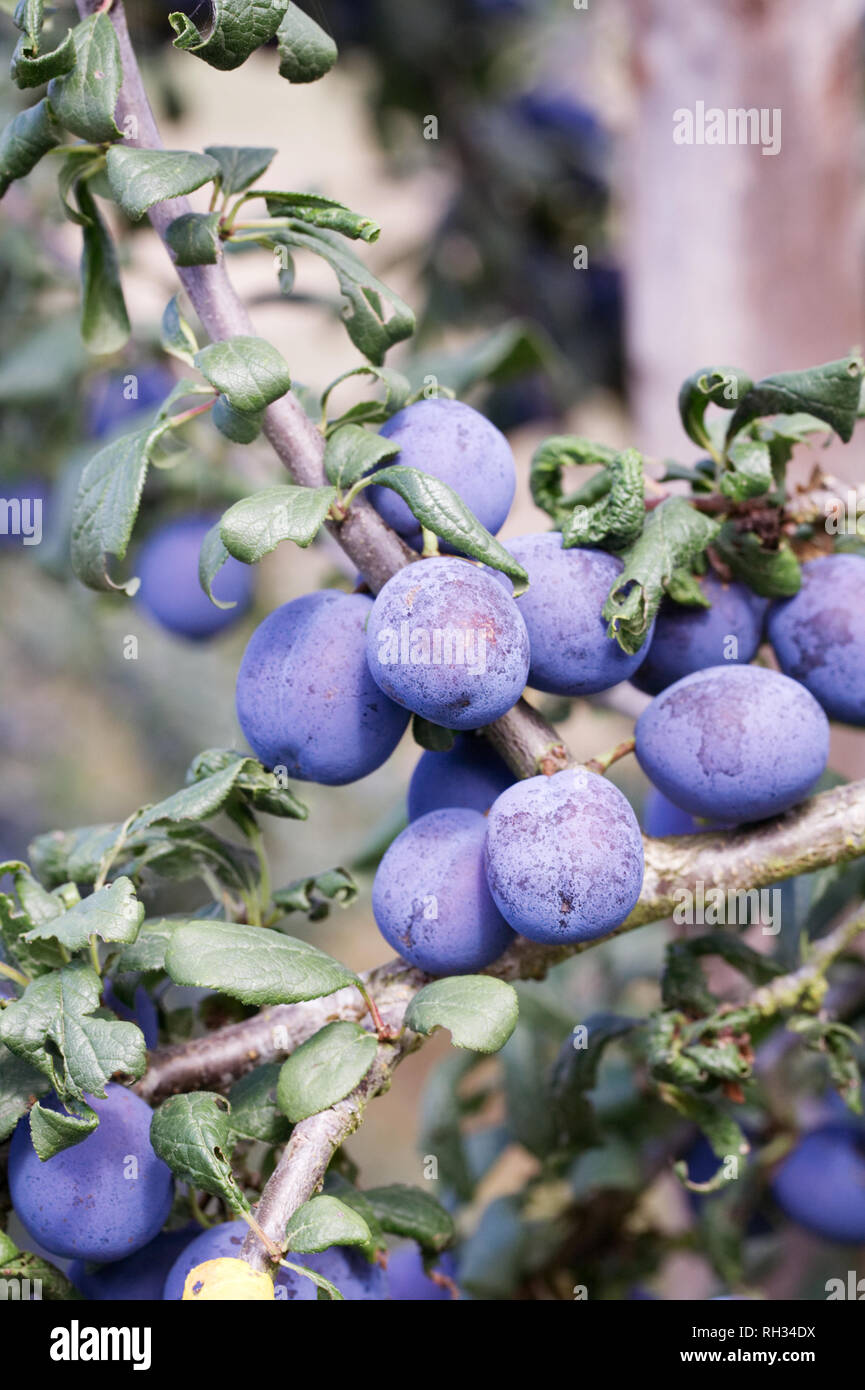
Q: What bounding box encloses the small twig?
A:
[584,736,636,777]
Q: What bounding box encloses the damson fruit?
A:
[635,665,829,823]
[164,1221,315,1301]
[768,553,865,725]
[9,1085,173,1263]
[387,1245,458,1300]
[368,398,516,549]
[771,1125,865,1243]
[407,735,514,821]
[632,570,768,695]
[300,1245,389,1300]
[70,1225,197,1301]
[136,516,254,641]
[372,808,515,973]
[236,590,410,785]
[483,768,644,944]
[492,533,654,694]
[642,786,702,837]
[365,558,530,730]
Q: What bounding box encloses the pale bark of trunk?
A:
[623,0,865,459]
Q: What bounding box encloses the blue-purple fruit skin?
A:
[368,398,516,548]
[373,808,514,973]
[299,1245,389,1300]
[492,533,655,694]
[634,665,829,824]
[163,1220,317,1300]
[643,787,701,837]
[236,590,410,785]
[632,571,768,695]
[408,735,513,821]
[70,1225,196,1300]
[768,554,865,726]
[771,1124,865,1243]
[136,516,254,641]
[103,980,159,1051]
[365,557,530,730]
[387,1246,457,1300]
[483,767,645,944]
[9,1084,174,1263]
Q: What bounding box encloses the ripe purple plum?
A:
[70,1225,197,1300]
[635,665,829,823]
[368,398,515,548]
[632,571,767,695]
[768,553,865,726]
[387,1245,458,1300]
[365,557,530,730]
[9,1084,173,1263]
[771,1124,865,1243]
[136,516,254,641]
[373,808,515,973]
[236,590,410,785]
[492,533,654,694]
[407,735,514,821]
[483,767,644,944]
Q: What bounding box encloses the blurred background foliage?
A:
[1,0,864,1300]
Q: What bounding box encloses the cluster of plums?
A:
[7,1085,455,1300]
[8,1082,865,1299]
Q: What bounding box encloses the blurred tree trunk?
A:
[622,0,865,458]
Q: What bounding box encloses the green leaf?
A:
[324,423,399,490]
[105,146,221,222]
[170,0,284,71]
[29,823,118,890]
[11,25,76,88]
[212,396,263,443]
[727,356,864,446]
[367,465,529,589]
[165,210,222,266]
[0,1043,49,1141]
[661,1085,750,1164]
[0,1234,79,1300]
[712,521,802,598]
[47,13,121,142]
[129,762,256,833]
[29,1097,98,1158]
[77,180,131,356]
[271,868,357,920]
[227,1062,292,1143]
[561,447,646,549]
[405,320,554,399]
[677,367,753,452]
[165,921,358,1005]
[270,224,413,365]
[14,0,44,49]
[530,434,618,521]
[23,876,143,952]
[411,715,456,753]
[218,484,336,564]
[205,144,276,194]
[280,1259,344,1300]
[161,294,198,367]
[0,961,146,1103]
[150,1091,249,1211]
[71,425,157,593]
[263,191,378,242]
[276,2,337,82]
[321,364,411,430]
[185,747,308,821]
[719,436,772,502]
[0,98,61,199]
[363,1185,455,1252]
[194,335,290,411]
[113,918,177,973]
[405,977,519,1053]
[602,497,721,654]
[277,1021,377,1122]
[550,1013,637,1149]
[198,521,236,609]
[285,1195,372,1253]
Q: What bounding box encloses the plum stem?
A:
[584,736,637,777]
